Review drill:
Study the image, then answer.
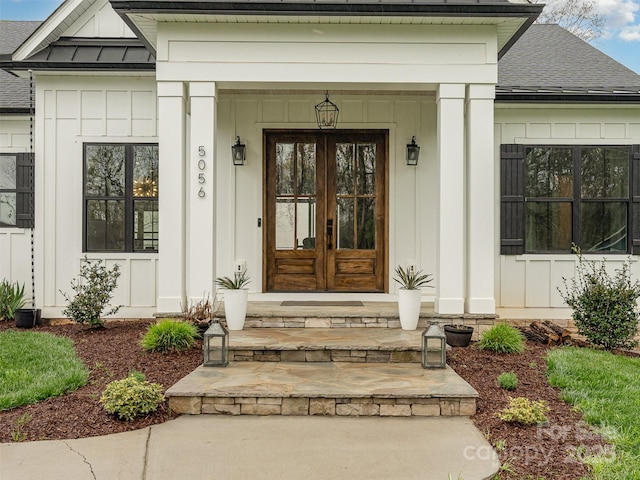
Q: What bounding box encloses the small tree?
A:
[61,256,122,328]
[558,248,640,351]
[533,0,605,42]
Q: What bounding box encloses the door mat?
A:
[280,301,364,307]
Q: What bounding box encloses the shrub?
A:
[100,372,164,421]
[60,256,122,328]
[558,248,640,351]
[497,372,518,390]
[479,323,525,354]
[0,280,28,320]
[496,397,549,425]
[141,319,199,353]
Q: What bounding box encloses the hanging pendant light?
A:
[315,91,339,129]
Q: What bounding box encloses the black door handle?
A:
[327,219,333,249]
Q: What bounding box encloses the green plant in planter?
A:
[558,246,640,351]
[215,270,251,289]
[60,256,122,328]
[393,265,433,290]
[0,280,28,320]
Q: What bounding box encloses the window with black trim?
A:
[501,144,640,255]
[83,144,158,252]
[0,153,34,228]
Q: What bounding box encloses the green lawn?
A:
[547,347,640,479]
[0,330,88,410]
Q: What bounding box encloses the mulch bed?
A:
[0,320,608,479]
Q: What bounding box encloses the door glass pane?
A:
[581,147,629,198]
[336,197,354,250]
[276,198,295,249]
[336,143,355,195]
[357,144,376,195]
[0,155,16,189]
[297,197,316,249]
[297,144,316,196]
[525,147,573,198]
[85,145,125,197]
[357,198,375,249]
[133,145,159,197]
[133,200,158,251]
[581,202,627,252]
[86,199,125,251]
[276,144,294,195]
[0,192,16,226]
[525,202,572,252]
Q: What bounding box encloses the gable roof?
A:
[0,21,41,113]
[110,0,542,58]
[497,24,640,102]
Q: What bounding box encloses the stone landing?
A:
[166,362,478,417]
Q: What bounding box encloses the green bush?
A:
[479,323,525,354]
[558,248,640,351]
[496,397,549,425]
[100,372,164,421]
[497,372,518,390]
[141,319,199,353]
[61,257,122,328]
[0,280,28,320]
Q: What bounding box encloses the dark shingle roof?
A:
[0,21,41,112]
[497,24,640,102]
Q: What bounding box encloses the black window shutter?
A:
[15,152,34,228]
[500,144,525,255]
[632,145,640,255]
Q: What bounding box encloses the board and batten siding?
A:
[214,92,438,298]
[495,105,640,310]
[35,75,158,318]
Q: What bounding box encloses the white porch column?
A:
[466,84,496,314]
[187,82,217,303]
[157,82,187,312]
[435,84,466,314]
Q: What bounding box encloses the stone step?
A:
[224,302,496,337]
[166,361,478,417]
[229,328,424,363]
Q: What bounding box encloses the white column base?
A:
[465,298,496,315]
[435,297,465,315]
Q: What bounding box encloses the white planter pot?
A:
[398,289,422,331]
[224,289,248,331]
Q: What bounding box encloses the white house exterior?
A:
[1,0,640,320]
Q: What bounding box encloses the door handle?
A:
[327,219,333,250]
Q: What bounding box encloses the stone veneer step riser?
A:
[230,349,422,363]
[169,396,476,417]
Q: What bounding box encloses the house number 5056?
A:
[197,146,206,198]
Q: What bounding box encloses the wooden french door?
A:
[264,130,387,292]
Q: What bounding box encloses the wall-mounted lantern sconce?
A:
[232,136,246,166]
[315,91,339,129]
[406,136,420,166]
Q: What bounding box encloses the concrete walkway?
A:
[1,416,499,480]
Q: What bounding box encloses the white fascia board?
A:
[13,0,95,61]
